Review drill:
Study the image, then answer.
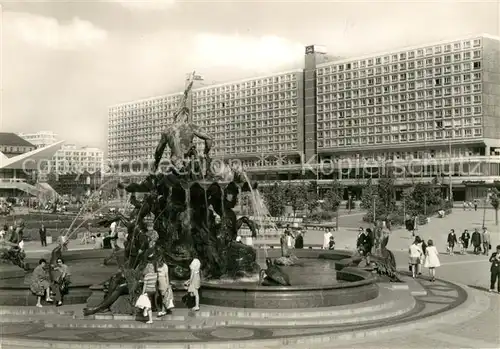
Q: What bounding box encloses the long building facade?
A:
[107,34,500,201]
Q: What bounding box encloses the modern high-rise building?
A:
[107,34,500,201]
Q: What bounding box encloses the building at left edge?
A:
[0,132,64,199]
[18,131,104,196]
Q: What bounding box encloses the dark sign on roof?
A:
[0,133,35,148]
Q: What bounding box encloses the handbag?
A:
[135,293,151,309]
[182,292,196,308]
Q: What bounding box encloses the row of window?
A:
[109,142,299,160]
[109,102,299,128]
[193,103,298,115]
[318,128,483,148]
[319,94,482,109]
[193,73,299,97]
[318,106,483,121]
[319,38,482,73]
[193,84,299,103]
[193,93,299,109]
[318,120,483,136]
[318,116,482,129]
[318,85,483,103]
[318,66,482,88]
[320,105,484,122]
[318,73,483,94]
[318,52,482,78]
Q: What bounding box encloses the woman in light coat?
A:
[184,258,201,311]
[423,239,440,281]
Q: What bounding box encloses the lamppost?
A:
[448,135,453,204]
[482,188,491,229]
[440,126,454,203]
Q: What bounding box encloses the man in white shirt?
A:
[109,221,118,249]
[323,229,333,249]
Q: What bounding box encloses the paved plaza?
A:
[1,208,499,348]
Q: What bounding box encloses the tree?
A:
[305,188,319,217]
[360,178,397,223]
[404,183,444,217]
[261,183,286,217]
[323,180,343,213]
[285,183,307,218]
[490,188,499,226]
[360,179,376,211]
[377,177,397,215]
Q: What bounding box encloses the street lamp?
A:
[440,125,453,203]
[482,188,491,229]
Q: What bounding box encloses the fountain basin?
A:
[200,249,378,309]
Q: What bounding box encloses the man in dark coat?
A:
[461,229,471,250]
[39,224,47,247]
[447,229,458,255]
[489,245,500,293]
[471,228,482,255]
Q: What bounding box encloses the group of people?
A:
[409,237,441,280]
[322,229,336,250]
[136,256,201,324]
[279,224,305,253]
[463,200,479,211]
[446,227,491,255]
[30,257,71,307]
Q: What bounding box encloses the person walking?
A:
[471,228,482,255]
[408,238,423,278]
[461,229,471,251]
[447,229,458,255]
[424,239,441,282]
[482,227,491,256]
[39,224,47,247]
[294,229,304,249]
[489,245,500,293]
[415,236,426,275]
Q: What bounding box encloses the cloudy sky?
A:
[0,0,498,152]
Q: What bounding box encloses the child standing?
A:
[156,259,174,317]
